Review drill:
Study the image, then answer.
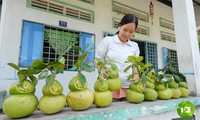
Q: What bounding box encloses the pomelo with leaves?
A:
[3,60,45,118]
[124,56,154,103]
[37,57,66,114]
[96,58,122,91]
[179,82,189,97]
[166,77,181,99]
[66,45,94,110]
[93,69,112,107]
[143,71,158,101]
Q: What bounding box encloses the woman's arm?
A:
[132,66,139,81]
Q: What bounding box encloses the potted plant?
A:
[66,45,94,110]
[124,56,154,103]
[37,57,66,114]
[2,60,44,118]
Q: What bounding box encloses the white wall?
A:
[0,0,177,98]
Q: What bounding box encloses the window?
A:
[19,21,44,66]
[163,47,179,71]
[145,42,158,71]
[20,21,95,71]
[44,26,80,70]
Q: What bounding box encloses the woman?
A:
[96,14,140,100]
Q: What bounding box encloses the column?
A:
[172,0,200,96]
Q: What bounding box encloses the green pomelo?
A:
[146,82,155,89]
[171,88,181,99]
[129,82,145,93]
[158,88,173,100]
[106,78,122,91]
[94,79,108,92]
[144,88,158,101]
[66,89,94,110]
[42,80,63,96]
[108,70,119,78]
[9,80,35,95]
[155,84,166,91]
[126,89,144,103]
[68,76,88,91]
[179,87,189,98]
[94,90,112,107]
[3,95,38,118]
[39,94,66,114]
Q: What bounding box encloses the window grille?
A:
[44,26,80,70]
[29,0,94,22]
[169,49,179,71]
[145,42,158,71]
[163,47,179,72]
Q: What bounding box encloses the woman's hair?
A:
[116,14,138,34]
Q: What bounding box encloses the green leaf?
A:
[81,63,93,72]
[144,63,153,68]
[38,70,49,80]
[71,46,82,51]
[58,56,65,64]
[141,73,147,84]
[74,53,87,70]
[136,56,144,62]
[124,65,132,72]
[172,73,186,82]
[127,56,137,62]
[137,62,144,67]
[7,63,20,71]
[54,68,64,74]
[133,78,140,84]
[30,59,46,70]
[28,69,41,75]
[79,73,86,86]
[47,61,65,70]
[17,69,28,79]
[88,47,96,51]
[46,74,55,85]
[29,76,38,86]
[127,74,135,80]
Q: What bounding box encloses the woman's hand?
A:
[100,70,109,79]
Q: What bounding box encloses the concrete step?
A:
[0,97,200,120]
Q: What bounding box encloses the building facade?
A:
[0,0,199,98]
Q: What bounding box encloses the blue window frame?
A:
[80,32,95,70]
[19,21,44,66]
[19,21,95,71]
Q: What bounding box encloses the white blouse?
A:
[96,35,140,88]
